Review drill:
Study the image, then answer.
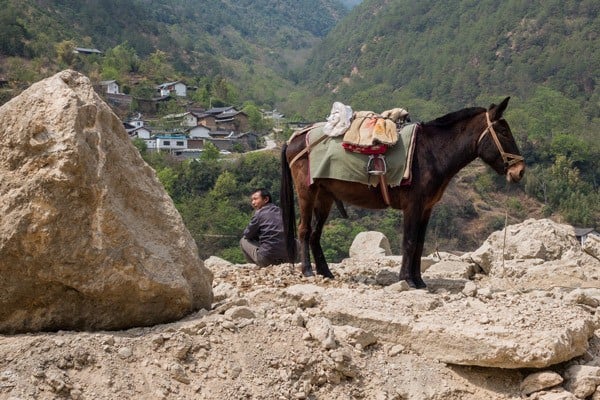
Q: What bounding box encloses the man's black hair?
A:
[254,188,272,203]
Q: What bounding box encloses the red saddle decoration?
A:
[341,142,388,155]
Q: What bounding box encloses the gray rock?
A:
[333,325,377,348]
[564,365,600,399]
[305,317,337,349]
[224,306,256,320]
[318,288,595,368]
[204,256,233,270]
[583,234,600,259]
[521,371,563,395]
[469,219,582,274]
[422,260,477,280]
[349,231,392,259]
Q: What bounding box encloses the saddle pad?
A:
[308,123,417,187]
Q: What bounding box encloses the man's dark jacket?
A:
[243,203,288,262]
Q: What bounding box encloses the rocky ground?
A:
[1,219,600,400]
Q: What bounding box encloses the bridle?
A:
[477,112,524,168]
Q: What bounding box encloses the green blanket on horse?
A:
[308,123,417,186]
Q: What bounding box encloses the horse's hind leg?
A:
[311,195,335,279]
[299,221,313,277]
[296,187,316,277]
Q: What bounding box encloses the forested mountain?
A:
[299,0,599,118]
[0,0,347,105]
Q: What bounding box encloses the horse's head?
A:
[477,97,525,182]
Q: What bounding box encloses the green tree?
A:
[156,167,178,197]
[200,142,220,161]
[132,138,147,155]
[212,76,238,105]
[0,7,28,57]
[101,42,140,80]
[4,57,38,83]
[321,220,364,262]
[190,172,250,260]
[55,40,77,68]
[243,101,273,133]
[232,152,281,202]
[140,50,175,82]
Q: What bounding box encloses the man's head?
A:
[250,188,272,210]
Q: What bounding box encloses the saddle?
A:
[342,111,399,177]
[328,103,411,204]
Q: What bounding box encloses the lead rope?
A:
[501,182,524,294]
[503,205,508,272]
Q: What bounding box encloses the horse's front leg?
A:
[399,208,432,289]
[310,197,334,279]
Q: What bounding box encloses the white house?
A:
[124,119,151,139]
[128,127,151,139]
[154,135,188,152]
[188,125,212,139]
[143,138,157,150]
[156,81,187,97]
[127,118,145,129]
[182,112,198,127]
[99,80,120,94]
[162,112,198,127]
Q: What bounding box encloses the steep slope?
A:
[301,0,599,113]
[1,0,348,104]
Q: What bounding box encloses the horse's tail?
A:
[280,142,298,262]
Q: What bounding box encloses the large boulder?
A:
[0,70,213,333]
[469,219,581,274]
[305,287,596,369]
[468,219,600,290]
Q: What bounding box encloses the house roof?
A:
[163,112,191,119]
[210,130,235,137]
[235,132,258,138]
[100,80,117,85]
[148,95,172,102]
[574,227,599,237]
[188,107,206,115]
[205,106,235,115]
[156,81,184,89]
[217,109,245,118]
[155,135,188,139]
[74,47,102,54]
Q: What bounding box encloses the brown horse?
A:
[280,97,525,288]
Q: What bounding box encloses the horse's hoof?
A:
[302,269,315,277]
[404,278,427,289]
[317,270,335,279]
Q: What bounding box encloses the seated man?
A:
[240,188,290,267]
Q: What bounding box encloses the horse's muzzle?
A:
[506,161,525,183]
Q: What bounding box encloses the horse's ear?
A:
[489,96,510,120]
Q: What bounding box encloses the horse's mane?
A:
[423,107,485,128]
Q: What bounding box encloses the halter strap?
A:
[477,112,524,167]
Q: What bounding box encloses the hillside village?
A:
[95,77,283,159]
